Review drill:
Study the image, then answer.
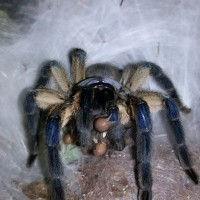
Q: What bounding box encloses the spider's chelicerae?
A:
[25,48,199,200]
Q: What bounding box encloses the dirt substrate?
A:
[22,137,200,200]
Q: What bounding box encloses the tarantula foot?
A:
[70,48,86,58]
[138,190,152,200]
[26,154,37,168]
[185,168,199,184]
[180,106,191,114]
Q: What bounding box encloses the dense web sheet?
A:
[0,0,199,199]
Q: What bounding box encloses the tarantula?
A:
[25,48,198,200]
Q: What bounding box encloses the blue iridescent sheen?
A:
[45,115,64,199]
[164,97,199,184]
[135,101,152,132]
[134,99,152,198]
[45,115,60,147]
[165,97,184,144]
[165,97,179,119]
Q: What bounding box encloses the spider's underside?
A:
[25,48,199,200]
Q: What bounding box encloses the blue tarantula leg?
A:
[25,70,48,166]
[164,97,199,184]
[25,61,65,166]
[25,63,52,166]
[45,113,65,200]
[121,64,150,93]
[133,98,152,200]
[70,48,86,83]
[101,88,125,151]
[76,88,93,147]
[145,62,191,113]
[25,90,40,167]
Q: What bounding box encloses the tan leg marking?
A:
[51,66,69,93]
[121,65,150,92]
[35,89,65,109]
[118,103,130,125]
[61,106,72,128]
[129,68,150,92]
[136,91,163,111]
[71,50,86,83]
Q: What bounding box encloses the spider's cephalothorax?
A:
[25,48,199,200]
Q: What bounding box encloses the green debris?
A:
[61,144,82,164]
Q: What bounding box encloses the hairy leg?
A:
[121,62,190,113]
[25,90,40,167]
[45,113,65,200]
[121,64,150,92]
[164,97,199,184]
[135,91,198,184]
[145,62,190,113]
[129,97,153,200]
[70,48,86,83]
[25,61,69,165]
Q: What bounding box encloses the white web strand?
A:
[0,0,200,199]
